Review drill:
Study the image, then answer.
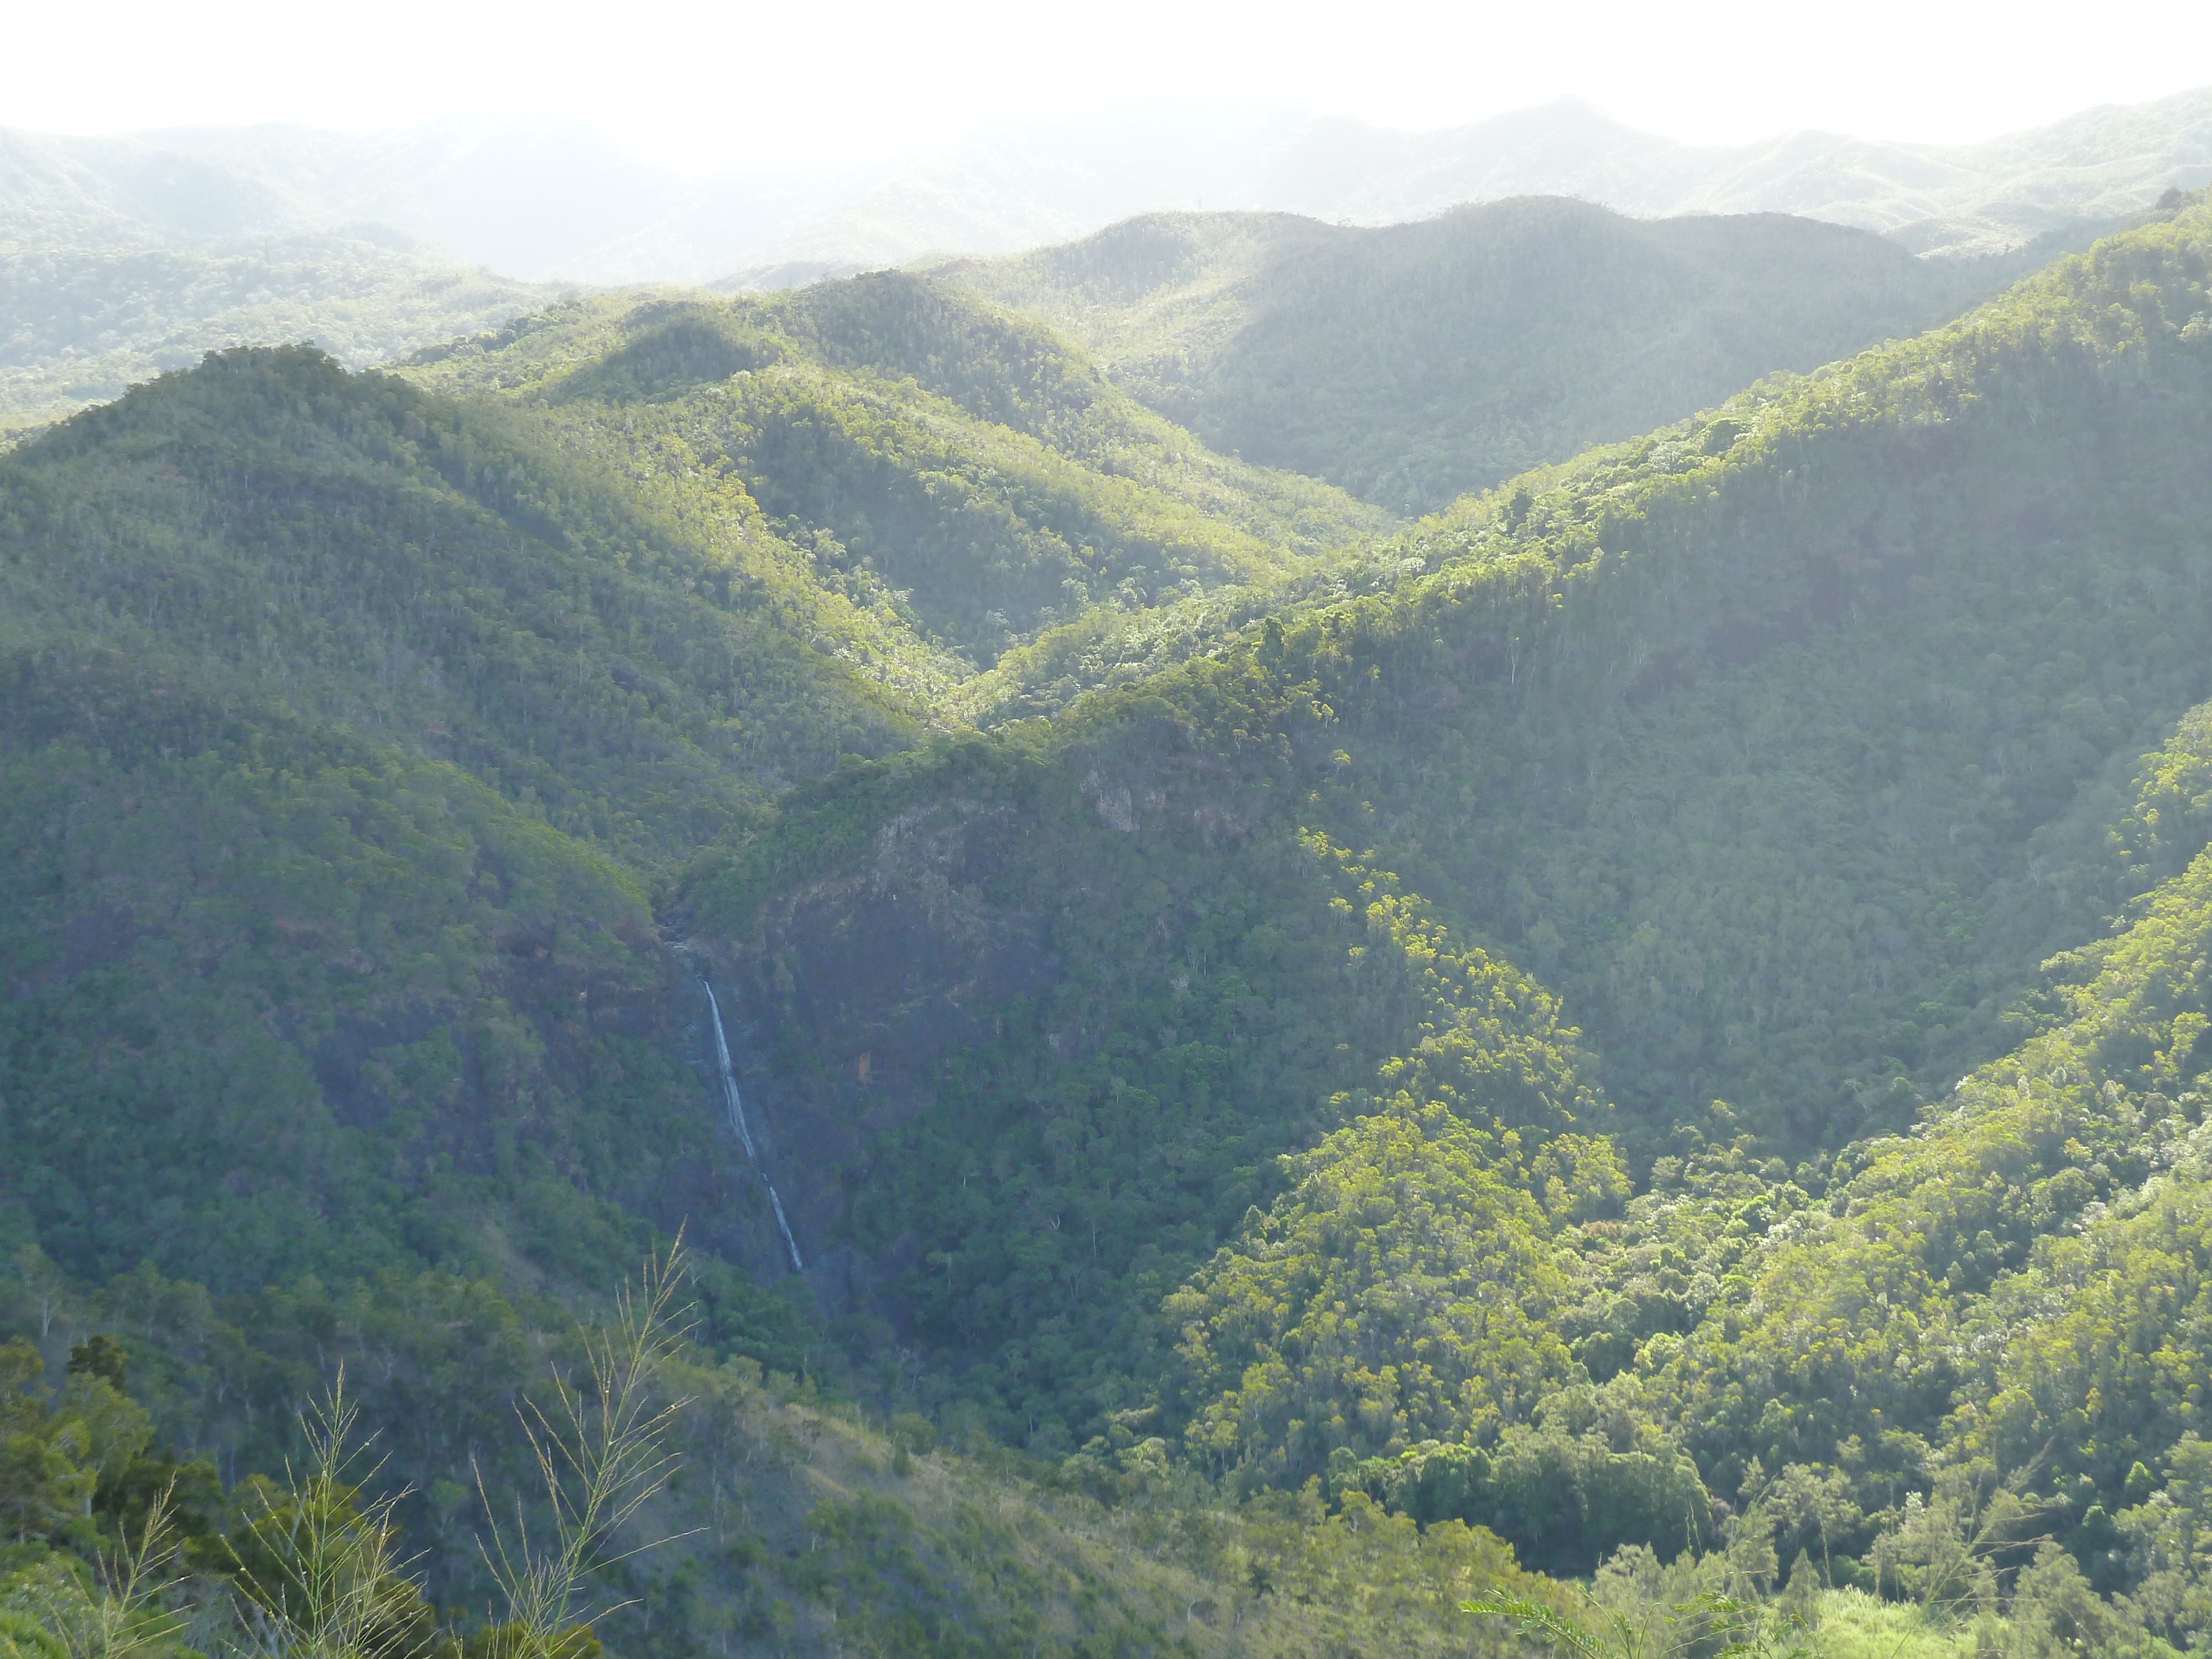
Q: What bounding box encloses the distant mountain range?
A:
[8,88,2211,286]
[940,199,2090,513]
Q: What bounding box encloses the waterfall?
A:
[702,980,756,1160]
[768,1186,805,1275]
[700,978,804,1274]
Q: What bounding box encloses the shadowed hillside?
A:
[945,199,2025,512]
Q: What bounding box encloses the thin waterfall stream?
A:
[702,979,804,1274]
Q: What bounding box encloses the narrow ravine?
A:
[702,978,805,1274]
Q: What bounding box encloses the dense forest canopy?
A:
[4,170,2212,1659]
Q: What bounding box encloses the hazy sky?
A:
[9,0,2210,171]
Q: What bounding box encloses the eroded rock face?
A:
[690,797,1060,1313]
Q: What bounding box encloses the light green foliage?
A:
[1167,1101,1584,1481]
[1661,825,2212,1494]
[1803,1588,1975,1659]
[2114,1433,2212,1650]
[0,1608,66,1659]
[0,1340,95,1543]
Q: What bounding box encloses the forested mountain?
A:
[7,159,2212,1659]
[0,229,551,434]
[0,267,1497,1657]
[0,343,932,1297]
[0,269,1383,1287]
[401,276,1387,689]
[945,198,2046,512]
[664,187,2212,1595]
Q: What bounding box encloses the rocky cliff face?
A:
[690,795,1061,1313]
[680,707,1304,1317]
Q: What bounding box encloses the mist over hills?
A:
[0,228,551,432]
[7,85,2201,444]
[1230,86,2212,257]
[756,85,2212,274]
[0,124,558,432]
[9,86,2211,290]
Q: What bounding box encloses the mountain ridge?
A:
[941,196,2042,512]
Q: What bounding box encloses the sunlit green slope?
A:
[401,276,1389,692]
[1,344,919,844]
[940,198,2048,513]
[9,171,2212,1659]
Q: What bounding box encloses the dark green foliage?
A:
[1328,1419,1712,1577]
[0,346,921,1294]
[62,1338,123,1388]
[0,651,792,1292]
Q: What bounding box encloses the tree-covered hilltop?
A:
[0,345,920,854]
[0,343,927,1298]
[940,197,2117,514]
[403,276,1388,677]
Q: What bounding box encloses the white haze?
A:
[6,0,2212,174]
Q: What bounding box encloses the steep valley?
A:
[4,179,2212,1659]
